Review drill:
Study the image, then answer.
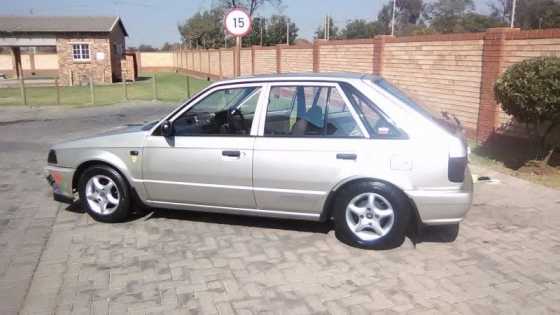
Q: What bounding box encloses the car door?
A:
[142,83,265,209]
[252,82,370,217]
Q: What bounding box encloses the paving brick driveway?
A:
[1,103,560,315]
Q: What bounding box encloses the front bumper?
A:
[45,165,75,204]
[406,167,473,225]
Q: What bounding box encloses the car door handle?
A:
[222,150,241,157]
[336,153,357,160]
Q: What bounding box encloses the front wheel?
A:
[333,181,411,249]
[78,165,131,222]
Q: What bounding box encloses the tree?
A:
[263,15,298,45]
[490,0,560,29]
[314,17,339,39]
[161,42,180,51]
[340,19,384,39]
[426,0,475,33]
[219,0,281,16]
[494,57,560,165]
[178,7,226,49]
[376,0,428,36]
[138,44,158,52]
[243,16,266,46]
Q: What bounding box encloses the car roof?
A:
[213,72,379,86]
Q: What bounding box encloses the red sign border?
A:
[224,7,253,37]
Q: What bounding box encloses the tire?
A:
[78,165,131,223]
[333,181,411,249]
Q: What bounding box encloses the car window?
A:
[264,86,363,137]
[343,84,400,138]
[173,86,261,136]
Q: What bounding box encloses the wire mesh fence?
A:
[0,72,211,106]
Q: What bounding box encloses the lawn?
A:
[0,72,211,106]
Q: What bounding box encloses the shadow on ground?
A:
[65,203,461,247]
[473,134,560,169]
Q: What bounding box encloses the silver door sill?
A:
[145,200,321,221]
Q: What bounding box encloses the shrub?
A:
[494,56,560,165]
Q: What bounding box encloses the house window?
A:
[72,43,90,61]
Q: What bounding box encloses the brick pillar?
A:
[251,46,257,75]
[476,28,519,142]
[276,45,286,74]
[373,35,393,76]
[135,51,142,73]
[218,49,223,79]
[312,40,322,72]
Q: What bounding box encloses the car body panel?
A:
[45,72,473,226]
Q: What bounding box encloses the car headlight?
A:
[48,150,57,164]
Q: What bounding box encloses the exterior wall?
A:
[160,28,560,140]
[221,50,234,78]
[209,50,220,76]
[140,52,175,69]
[254,48,277,75]
[318,41,374,73]
[0,54,11,70]
[240,49,252,75]
[281,47,313,73]
[109,26,126,82]
[383,39,484,131]
[497,38,560,136]
[56,34,113,85]
[200,51,209,74]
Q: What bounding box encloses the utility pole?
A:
[286,18,290,45]
[510,0,517,28]
[391,0,396,36]
[324,16,327,39]
[326,15,330,40]
[260,18,264,46]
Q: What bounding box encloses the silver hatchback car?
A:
[45,73,472,249]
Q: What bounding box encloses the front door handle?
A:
[336,153,357,160]
[222,150,241,157]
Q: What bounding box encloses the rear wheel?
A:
[78,165,131,222]
[333,181,410,249]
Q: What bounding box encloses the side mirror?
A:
[160,120,175,137]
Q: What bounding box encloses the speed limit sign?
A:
[224,8,252,37]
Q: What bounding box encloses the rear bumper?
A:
[45,165,75,204]
[406,167,473,225]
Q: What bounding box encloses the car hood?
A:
[52,123,150,150]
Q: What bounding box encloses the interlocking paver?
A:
[1,103,560,314]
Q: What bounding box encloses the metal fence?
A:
[0,72,205,106]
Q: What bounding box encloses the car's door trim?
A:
[144,199,321,221]
[136,178,327,195]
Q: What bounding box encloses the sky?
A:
[2,0,494,48]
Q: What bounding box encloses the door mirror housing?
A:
[160,120,175,137]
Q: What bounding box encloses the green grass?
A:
[0,72,211,106]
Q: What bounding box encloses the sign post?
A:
[224,8,252,77]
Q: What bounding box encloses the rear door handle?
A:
[336,153,357,160]
[222,150,241,157]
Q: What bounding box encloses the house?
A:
[0,16,129,85]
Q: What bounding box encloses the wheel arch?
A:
[72,159,130,193]
[319,177,421,228]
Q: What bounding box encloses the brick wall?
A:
[318,40,375,73]
[240,49,252,75]
[383,39,484,131]
[57,35,113,85]
[281,47,313,73]
[254,48,277,75]
[158,27,560,141]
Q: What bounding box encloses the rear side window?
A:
[264,86,363,138]
[341,83,402,139]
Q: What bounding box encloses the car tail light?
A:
[448,136,467,182]
[48,150,57,164]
